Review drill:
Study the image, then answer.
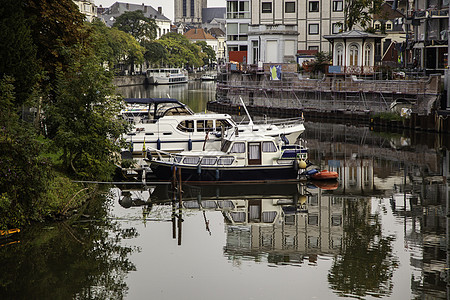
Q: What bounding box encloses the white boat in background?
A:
[201,74,217,81]
[121,98,305,155]
[146,68,188,85]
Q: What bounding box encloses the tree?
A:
[141,40,167,67]
[0,0,40,107]
[113,10,157,42]
[89,20,145,72]
[195,41,216,66]
[157,33,203,68]
[48,54,129,180]
[344,0,383,31]
[0,76,53,218]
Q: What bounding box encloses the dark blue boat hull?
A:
[150,162,299,182]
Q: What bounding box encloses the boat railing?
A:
[252,116,304,127]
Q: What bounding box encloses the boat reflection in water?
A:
[117,180,342,264]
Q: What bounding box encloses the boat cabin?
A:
[122,98,193,124]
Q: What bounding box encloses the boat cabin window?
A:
[218,200,235,209]
[197,120,214,132]
[230,212,246,222]
[200,157,217,165]
[216,119,233,131]
[174,156,183,163]
[230,142,245,153]
[183,156,200,165]
[262,211,277,223]
[218,156,234,165]
[262,141,277,152]
[176,120,194,132]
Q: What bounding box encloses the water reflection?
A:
[2,82,449,299]
[0,191,138,299]
[116,81,216,113]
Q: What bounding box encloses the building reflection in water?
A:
[116,127,449,298]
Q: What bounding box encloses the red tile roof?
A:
[184,28,216,40]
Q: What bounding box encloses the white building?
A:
[226,0,251,54]
[323,30,384,74]
[99,2,171,39]
[229,0,345,64]
[73,0,97,22]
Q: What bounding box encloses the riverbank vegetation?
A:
[0,0,130,230]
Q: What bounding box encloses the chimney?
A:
[158,7,162,15]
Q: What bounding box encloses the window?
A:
[332,23,342,34]
[309,1,319,12]
[374,23,381,30]
[386,22,392,30]
[239,1,249,11]
[349,44,359,66]
[230,142,245,153]
[262,2,272,13]
[285,1,295,13]
[309,24,319,35]
[262,141,277,152]
[336,43,343,66]
[364,44,372,66]
[239,23,248,34]
[333,0,343,11]
[183,156,200,165]
[308,46,319,50]
[218,156,234,165]
[200,157,217,165]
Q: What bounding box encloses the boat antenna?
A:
[239,96,253,126]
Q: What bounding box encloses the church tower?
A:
[174,0,207,26]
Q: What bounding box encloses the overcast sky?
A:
[94,0,226,23]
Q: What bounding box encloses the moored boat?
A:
[122,98,306,155]
[149,134,308,182]
[146,68,188,85]
[310,170,339,180]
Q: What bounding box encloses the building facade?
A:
[100,2,171,39]
[73,0,97,22]
[175,0,208,26]
[226,0,251,57]
[232,0,346,64]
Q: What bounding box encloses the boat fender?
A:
[188,138,192,151]
[299,160,307,169]
[157,138,161,150]
[294,159,299,171]
[197,164,201,174]
[215,169,220,180]
[305,169,319,176]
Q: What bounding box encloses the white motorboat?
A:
[149,134,308,182]
[122,98,305,155]
[146,68,188,85]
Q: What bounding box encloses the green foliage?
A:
[25,0,87,81]
[0,76,53,214]
[89,20,145,70]
[157,33,203,68]
[46,55,128,181]
[37,174,88,218]
[195,41,216,65]
[344,0,383,31]
[0,0,41,107]
[113,10,157,42]
[141,40,168,67]
[372,112,403,121]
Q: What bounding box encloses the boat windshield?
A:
[155,103,193,119]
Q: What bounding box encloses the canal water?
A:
[1,81,449,299]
